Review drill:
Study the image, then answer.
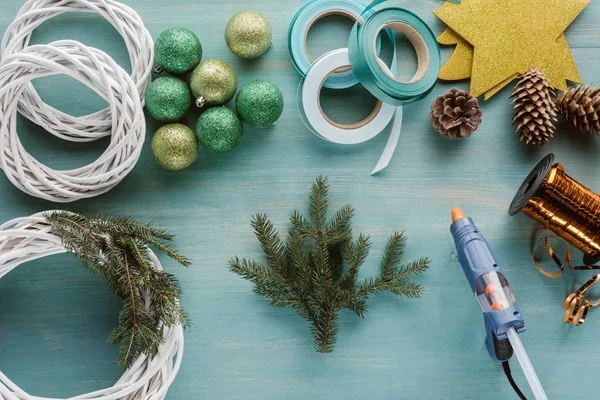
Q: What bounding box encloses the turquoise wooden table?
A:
[1,0,600,398]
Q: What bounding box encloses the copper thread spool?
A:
[510,153,600,325]
[509,153,600,266]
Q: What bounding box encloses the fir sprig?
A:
[44,211,191,367]
[230,177,431,353]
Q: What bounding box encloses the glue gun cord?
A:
[502,361,527,400]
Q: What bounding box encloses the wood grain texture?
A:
[1,0,599,398]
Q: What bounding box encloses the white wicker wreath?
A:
[1,0,153,142]
[0,212,184,400]
[0,40,145,202]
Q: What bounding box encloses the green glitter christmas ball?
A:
[152,123,198,170]
[145,77,192,122]
[155,27,202,74]
[225,11,272,59]
[196,107,243,154]
[236,79,284,127]
[190,60,238,108]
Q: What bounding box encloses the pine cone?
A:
[430,88,482,139]
[510,67,557,145]
[556,84,600,134]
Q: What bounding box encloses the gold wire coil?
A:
[530,230,600,326]
[563,274,600,326]
[511,154,600,326]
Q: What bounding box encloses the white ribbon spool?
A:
[0,40,145,203]
[301,48,403,174]
[0,212,184,400]
[1,0,154,142]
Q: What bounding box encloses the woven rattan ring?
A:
[1,0,153,142]
[0,212,184,400]
[0,40,145,202]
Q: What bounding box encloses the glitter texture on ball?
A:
[196,107,243,154]
[225,11,272,59]
[152,124,199,170]
[190,60,238,108]
[145,77,192,122]
[155,27,202,74]
[236,79,284,127]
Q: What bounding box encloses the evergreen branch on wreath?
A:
[230,176,431,353]
[44,211,191,367]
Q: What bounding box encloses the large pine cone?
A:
[510,67,557,146]
[556,84,600,134]
[430,88,482,139]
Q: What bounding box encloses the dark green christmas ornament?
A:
[154,27,202,74]
[196,107,243,154]
[145,77,192,122]
[152,123,199,170]
[190,60,238,108]
[236,79,284,127]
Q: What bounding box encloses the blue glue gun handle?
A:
[485,315,513,362]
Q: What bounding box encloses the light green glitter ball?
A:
[155,27,202,74]
[196,107,243,154]
[236,79,284,127]
[225,11,272,59]
[190,60,238,108]
[152,124,198,170]
[145,77,192,122]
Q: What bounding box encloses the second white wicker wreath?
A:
[0,212,184,400]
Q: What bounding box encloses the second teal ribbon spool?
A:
[348,1,441,106]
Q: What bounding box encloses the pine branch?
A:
[312,303,339,353]
[341,234,372,290]
[323,204,354,238]
[290,210,316,239]
[394,257,431,277]
[309,176,329,231]
[356,257,431,299]
[230,177,430,354]
[229,257,286,287]
[283,228,310,284]
[44,211,190,367]
[380,231,407,275]
[251,214,287,275]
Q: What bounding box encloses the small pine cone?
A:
[430,88,482,139]
[510,67,557,146]
[556,84,600,134]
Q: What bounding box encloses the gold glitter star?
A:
[434,0,589,98]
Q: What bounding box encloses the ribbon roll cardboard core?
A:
[302,48,396,145]
[318,69,383,129]
[374,22,430,84]
[305,9,359,73]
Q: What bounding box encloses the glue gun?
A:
[450,208,547,400]
[450,207,524,361]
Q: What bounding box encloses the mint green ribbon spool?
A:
[348,1,440,106]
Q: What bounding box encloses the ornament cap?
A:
[153,64,163,74]
[196,96,206,108]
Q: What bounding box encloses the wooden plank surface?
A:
[1,0,600,398]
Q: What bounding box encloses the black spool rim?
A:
[508,154,555,216]
[584,253,600,266]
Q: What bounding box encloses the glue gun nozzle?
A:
[452,207,466,222]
